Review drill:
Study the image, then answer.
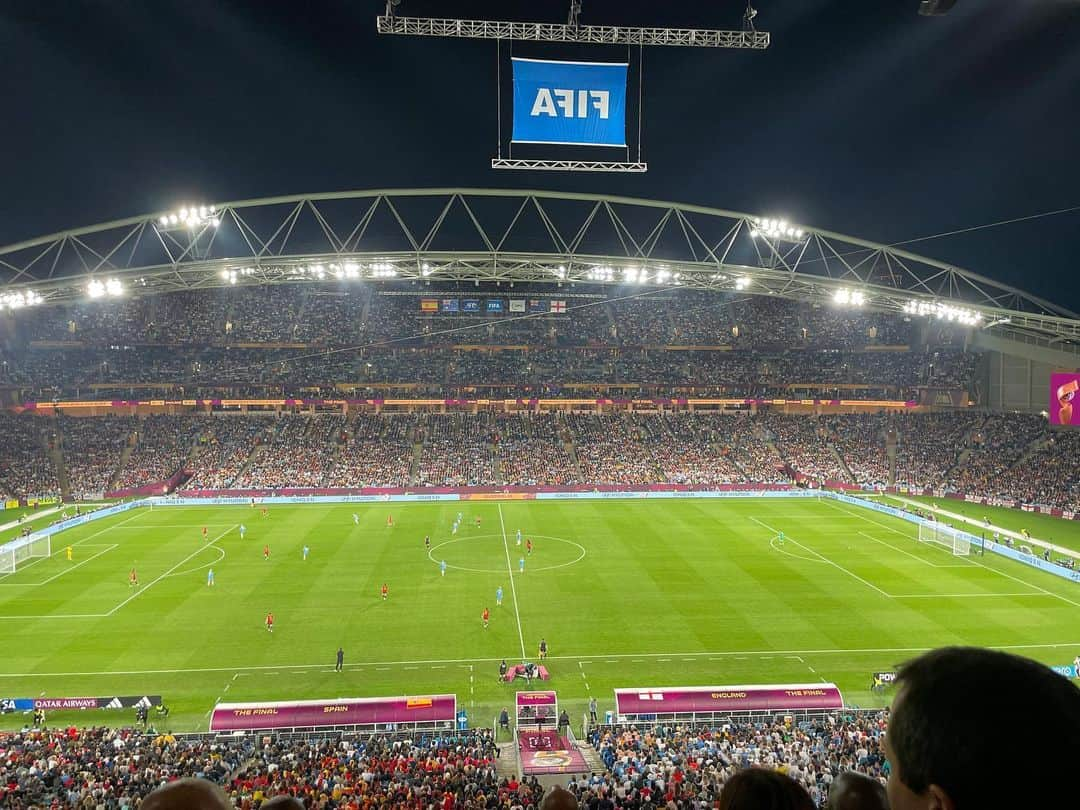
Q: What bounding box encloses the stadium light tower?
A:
[749,216,809,270]
[156,204,220,261]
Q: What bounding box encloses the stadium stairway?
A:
[409,442,422,485]
[49,442,70,500]
[496,742,520,779]
[1016,434,1053,467]
[108,431,138,492]
[886,430,898,486]
[829,445,856,484]
[575,739,606,774]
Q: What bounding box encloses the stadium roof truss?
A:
[0,188,1077,348]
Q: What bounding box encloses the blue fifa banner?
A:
[487,299,504,314]
[441,298,459,313]
[512,58,628,147]
[462,299,481,313]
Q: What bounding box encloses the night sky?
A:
[3,0,1080,309]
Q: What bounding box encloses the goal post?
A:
[917,523,971,556]
[0,534,52,575]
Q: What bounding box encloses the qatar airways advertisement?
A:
[1050,373,1080,426]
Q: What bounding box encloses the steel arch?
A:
[0,188,1076,347]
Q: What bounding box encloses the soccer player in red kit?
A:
[202,526,208,540]
[129,567,138,587]
[263,544,270,561]
[475,515,481,528]
[386,514,394,528]
[526,538,533,556]
[265,611,274,633]
[381,583,389,600]
[482,608,490,629]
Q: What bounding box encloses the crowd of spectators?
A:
[762,414,851,484]
[0,284,989,402]
[820,414,891,487]
[0,726,506,809]
[182,417,273,490]
[983,430,1080,511]
[0,714,890,809]
[892,412,982,490]
[0,414,59,500]
[59,416,135,497]
[327,415,415,488]
[416,414,497,488]
[4,410,1080,509]
[583,712,887,808]
[496,413,581,487]
[231,416,341,489]
[112,416,205,491]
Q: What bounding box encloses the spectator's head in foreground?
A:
[885,646,1080,810]
[827,771,887,810]
[260,797,304,810]
[718,768,815,810]
[540,784,579,810]
[140,778,232,810]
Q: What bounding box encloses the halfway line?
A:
[497,503,528,662]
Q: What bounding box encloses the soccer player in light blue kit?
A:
[452,521,459,536]
[302,544,310,561]
[519,557,525,573]
[516,529,522,546]
[207,568,215,587]
[239,524,246,540]
[778,531,785,546]
[496,586,503,606]
[440,560,447,577]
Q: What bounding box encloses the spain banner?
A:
[420,299,439,313]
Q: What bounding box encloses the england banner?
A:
[512,58,628,147]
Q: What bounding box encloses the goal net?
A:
[0,534,52,575]
[917,523,971,556]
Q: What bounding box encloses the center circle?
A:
[428,533,586,573]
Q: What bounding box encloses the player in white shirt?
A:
[353,513,360,526]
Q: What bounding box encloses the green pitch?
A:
[2,496,1079,733]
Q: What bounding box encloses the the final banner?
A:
[512,58,628,147]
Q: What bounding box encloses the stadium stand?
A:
[0,715,889,808]
[0,409,1075,510]
[0,287,982,400]
[1,286,1077,511]
[0,413,59,500]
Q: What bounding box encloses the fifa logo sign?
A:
[530,89,611,120]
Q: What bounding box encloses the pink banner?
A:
[614,683,843,715]
[209,694,456,732]
[516,691,558,708]
[1050,372,1080,426]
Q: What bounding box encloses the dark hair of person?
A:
[718,768,815,810]
[890,646,1080,806]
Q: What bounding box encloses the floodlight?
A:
[751,216,808,242]
[735,276,751,290]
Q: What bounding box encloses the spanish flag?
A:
[406,697,433,709]
[420,299,439,312]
